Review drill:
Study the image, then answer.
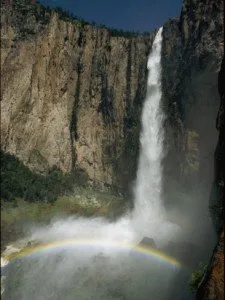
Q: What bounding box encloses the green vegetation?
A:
[1,192,128,250]
[189,263,208,292]
[1,190,125,226]
[0,150,126,207]
[53,6,88,28]
[0,150,128,249]
[52,5,150,37]
[9,0,51,41]
[6,0,150,39]
[0,150,80,203]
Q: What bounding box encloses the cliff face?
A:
[1,1,155,192]
[0,0,223,198]
[162,0,224,199]
[196,55,224,300]
[159,1,223,255]
[1,0,224,297]
[196,230,224,300]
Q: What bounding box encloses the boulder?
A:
[138,237,157,249]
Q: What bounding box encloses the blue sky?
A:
[39,0,183,32]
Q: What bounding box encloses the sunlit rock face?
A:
[1,0,223,197]
[1,1,156,192]
[1,1,224,299]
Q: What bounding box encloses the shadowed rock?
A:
[138,237,157,249]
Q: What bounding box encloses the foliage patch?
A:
[189,263,208,292]
[1,151,77,203]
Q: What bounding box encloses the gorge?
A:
[1,26,183,300]
[1,0,224,299]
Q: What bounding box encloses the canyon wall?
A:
[196,55,224,300]
[159,1,223,256]
[162,0,223,201]
[1,0,155,192]
[1,0,223,198]
[1,0,224,297]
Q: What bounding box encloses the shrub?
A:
[0,151,76,203]
[189,263,207,292]
[6,0,150,39]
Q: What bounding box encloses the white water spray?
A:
[130,27,177,242]
[134,27,165,221]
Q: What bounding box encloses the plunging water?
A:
[1,27,183,300]
[134,27,165,220]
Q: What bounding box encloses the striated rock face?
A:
[161,0,224,199]
[0,0,223,197]
[0,1,224,297]
[160,1,224,255]
[1,1,155,191]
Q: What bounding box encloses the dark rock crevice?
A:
[69,57,82,170]
[98,73,115,124]
[209,57,225,234]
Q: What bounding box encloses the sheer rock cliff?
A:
[1,0,224,298]
[162,0,224,203]
[1,1,155,192]
[1,0,224,198]
[196,55,224,300]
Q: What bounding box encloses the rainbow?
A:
[1,239,181,268]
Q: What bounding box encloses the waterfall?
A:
[1,27,182,300]
[134,27,165,221]
[1,27,178,254]
[131,27,180,243]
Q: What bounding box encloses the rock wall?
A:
[196,54,224,300]
[162,0,224,199]
[1,0,223,198]
[196,230,224,300]
[1,1,224,296]
[159,2,224,256]
[1,1,155,192]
